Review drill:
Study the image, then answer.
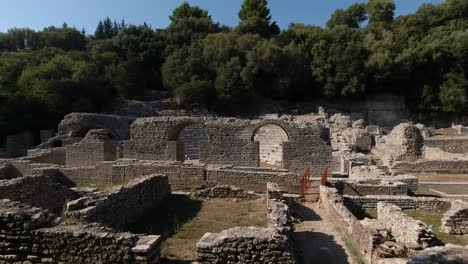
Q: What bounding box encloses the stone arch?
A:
[167,119,205,163]
[250,121,291,168]
[74,126,119,141]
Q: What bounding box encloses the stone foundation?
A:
[0,174,81,214]
[195,185,258,199]
[377,202,437,250]
[345,195,450,211]
[66,174,170,230]
[442,200,468,235]
[424,137,468,154]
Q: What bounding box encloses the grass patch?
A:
[130,195,267,261]
[403,210,468,246]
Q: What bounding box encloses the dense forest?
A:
[0,0,467,139]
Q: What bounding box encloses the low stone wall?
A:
[196,197,295,263]
[424,137,468,153]
[197,227,295,264]
[392,160,468,174]
[442,200,468,235]
[329,175,418,196]
[377,202,436,250]
[0,199,161,264]
[0,174,81,214]
[195,185,258,199]
[66,174,170,229]
[26,147,66,165]
[345,195,450,211]
[66,141,117,167]
[319,186,380,263]
[207,166,301,193]
[34,224,161,264]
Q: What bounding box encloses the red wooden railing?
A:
[320,167,328,186]
[300,165,311,195]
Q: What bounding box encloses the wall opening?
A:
[177,125,203,164]
[253,124,289,168]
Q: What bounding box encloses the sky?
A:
[0,0,444,33]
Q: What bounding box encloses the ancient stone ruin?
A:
[0,108,467,263]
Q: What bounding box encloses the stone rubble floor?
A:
[293,202,357,264]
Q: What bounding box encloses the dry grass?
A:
[130,195,267,262]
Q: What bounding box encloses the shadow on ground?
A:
[294,231,350,264]
[126,194,202,237]
[293,202,322,221]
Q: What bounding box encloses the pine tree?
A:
[237,0,279,37]
[94,20,105,39]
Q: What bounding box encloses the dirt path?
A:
[293,202,356,264]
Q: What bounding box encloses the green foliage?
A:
[237,0,279,37]
[1,0,467,139]
[327,3,368,29]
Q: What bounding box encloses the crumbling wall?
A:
[125,117,332,176]
[424,137,468,154]
[319,186,380,263]
[195,185,258,199]
[345,195,450,211]
[196,196,295,263]
[442,200,468,235]
[0,175,80,214]
[66,174,170,229]
[58,112,133,140]
[0,163,21,179]
[392,160,468,174]
[0,199,161,264]
[374,123,424,166]
[25,147,66,165]
[329,178,411,196]
[377,202,436,250]
[206,166,301,193]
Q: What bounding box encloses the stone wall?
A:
[424,137,468,154]
[178,125,203,160]
[206,166,301,193]
[0,163,21,179]
[124,117,332,177]
[0,174,81,214]
[345,195,450,211]
[392,160,468,174]
[0,199,161,264]
[66,174,170,229]
[442,200,468,235]
[319,186,380,263]
[196,197,295,263]
[329,177,414,196]
[25,147,66,165]
[66,141,117,167]
[377,202,437,250]
[195,185,258,199]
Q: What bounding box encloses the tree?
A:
[327,3,368,29]
[237,0,279,37]
[367,0,396,25]
[439,72,467,113]
[94,18,120,39]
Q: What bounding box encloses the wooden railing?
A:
[300,165,311,195]
[320,167,328,186]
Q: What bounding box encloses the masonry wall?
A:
[319,186,379,264]
[442,200,468,235]
[377,202,436,250]
[345,195,450,211]
[26,147,66,165]
[124,117,332,176]
[424,138,468,153]
[329,179,410,196]
[0,175,81,214]
[0,199,161,264]
[66,141,117,167]
[206,166,301,193]
[196,199,295,263]
[66,174,171,230]
[392,160,468,174]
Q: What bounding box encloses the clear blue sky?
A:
[0,0,444,33]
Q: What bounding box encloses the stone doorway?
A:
[253,124,289,168]
[177,125,203,164]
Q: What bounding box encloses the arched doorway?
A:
[253,124,289,168]
[177,125,203,164]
